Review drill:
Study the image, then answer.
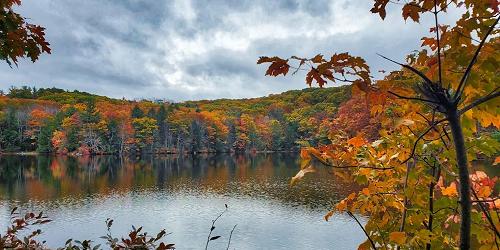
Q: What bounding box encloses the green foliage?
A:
[37,125,53,153]
[0,108,26,151]
[131,105,144,119]
[65,128,79,152]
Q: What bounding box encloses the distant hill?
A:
[0,85,351,154]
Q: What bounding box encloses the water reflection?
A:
[0,153,364,249]
[0,153,358,208]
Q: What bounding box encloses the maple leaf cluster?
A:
[0,0,51,66]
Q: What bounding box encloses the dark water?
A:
[0,153,365,249]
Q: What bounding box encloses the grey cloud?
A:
[0,0,462,101]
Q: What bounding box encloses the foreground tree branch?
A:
[347,211,376,250]
[454,16,499,101]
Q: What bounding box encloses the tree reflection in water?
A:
[0,153,359,208]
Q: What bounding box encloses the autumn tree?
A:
[0,0,50,66]
[258,0,499,249]
[132,117,158,151]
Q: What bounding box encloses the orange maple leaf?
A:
[347,136,366,147]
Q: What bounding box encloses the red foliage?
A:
[331,95,380,141]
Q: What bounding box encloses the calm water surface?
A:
[0,153,365,249]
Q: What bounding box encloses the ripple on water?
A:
[0,153,365,249]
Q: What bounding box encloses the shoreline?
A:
[0,150,300,157]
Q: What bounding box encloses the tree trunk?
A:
[447,109,471,250]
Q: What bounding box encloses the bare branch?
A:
[453,30,481,43]
[226,224,237,250]
[402,118,448,164]
[398,159,414,249]
[205,206,228,250]
[377,53,433,85]
[471,188,500,239]
[388,90,439,104]
[458,88,500,115]
[347,211,376,250]
[323,162,393,170]
[310,153,393,170]
[454,16,500,101]
[433,0,443,87]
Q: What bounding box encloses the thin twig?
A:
[458,88,500,115]
[398,158,414,250]
[347,211,376,249]
[377,53,433,85]
[226,224,237,250]
[402,118,447,164]
[311,154,393,170]
[205,205,228,250]
[471,189,500,239]
[433,0,443,87]
[388,90,439,104]
[454,16,500,101]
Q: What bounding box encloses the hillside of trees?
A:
[0,85,358,155]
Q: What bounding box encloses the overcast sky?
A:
[0,0,461,101]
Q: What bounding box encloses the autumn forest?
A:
[0,85,358,155]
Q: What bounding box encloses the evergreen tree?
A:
[0,109,21,152]
[270,120,283,150]
[190,120,203,153]
[131,105,144,119]
[105,119,121,153]
[37,125,53,153]
[282,121,298,150]
[66,128,79,152]
[7,86,34,99]
[156,105,168,147]
[81,100,100,124]
[248,125,261,150]
[147,108,156,118]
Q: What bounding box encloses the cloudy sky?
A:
[0,0,461,101]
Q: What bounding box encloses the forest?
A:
[0,85,360,155]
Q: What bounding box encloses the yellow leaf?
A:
[358,240,372,250]
[290,165,315,186]
[359,168,371,176]
[347,192,356,200]
[494,156,500,165]
[336,200,347,211]
[362,188,370,196]
[389,232,406,244]
[396,118,415,127]
[370,105,383,115]
[441,182,458,197]
[378,155,387,162]
[464,109,473,119]
[348,136,366,147]
[389,152,400,160]
[477,186,492,198]
[324,210,334,221]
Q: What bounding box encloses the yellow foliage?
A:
[441,182,458,197]
[347,135,366,147]
[389,232,406,245]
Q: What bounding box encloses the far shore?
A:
[0,150,299,157]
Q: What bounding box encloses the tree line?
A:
[0,85,353,155]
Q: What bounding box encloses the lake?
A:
[0,153,365,249]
